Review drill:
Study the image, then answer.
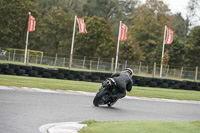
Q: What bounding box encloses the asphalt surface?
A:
[0,89,200,133]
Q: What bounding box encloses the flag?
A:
[165,28,173,44]
[77,18,86,33]
[120,23,128,41]
[28,14,36,32]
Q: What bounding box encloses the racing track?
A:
[0,88,200,133]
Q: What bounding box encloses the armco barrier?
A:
[0,63,200,91]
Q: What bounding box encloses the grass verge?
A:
[0,74,200,101]
[0,74,100,92]
[80,120,200,133]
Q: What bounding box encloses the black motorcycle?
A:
[93,79,119,107]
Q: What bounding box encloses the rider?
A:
[102,68,134,101]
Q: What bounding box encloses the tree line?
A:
[0,0,199,67]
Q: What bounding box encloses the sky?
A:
[140,0,190,19]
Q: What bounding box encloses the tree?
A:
[38,6,73,55]
[31,0,87,16]
[165,35,186,67]
[83,0,118,19]
[74,16,116,58]
[187,0,200,27]
[83,0,140,37]
[185,26,200,66]
[162,50,169,68]
[173,13,189,39]
[0,0,39,48]
[63,0,87,17]
[128,0,174,64]
[119,38,145,64]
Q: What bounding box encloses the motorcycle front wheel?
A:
[93,89,109,107]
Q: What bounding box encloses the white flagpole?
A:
[114,21,122,73]
[69,15,77,69]
[24,12,31,64]
[160,25,167,77]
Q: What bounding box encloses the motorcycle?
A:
[93,79,119,107]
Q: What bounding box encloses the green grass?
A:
[0,74,200,101]
[0,74,101,92]
[80,120,200,133]
[129,86,200,101]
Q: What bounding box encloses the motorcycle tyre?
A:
[93,89,109,107]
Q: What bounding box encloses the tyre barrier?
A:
[56,73,65,79]
[29,70,38,77]
[16,69,26,75]
[0,63,200,91]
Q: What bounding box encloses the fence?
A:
[0,51,199,82]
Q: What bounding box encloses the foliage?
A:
[30,0,87,16]
[119,37,145,64]
[163,50,169,68]
[185,26,200,66]
[165,35,186,67]
[173,13,189,39]
[75,16,116,58]
[38,6,73,55]
[0,0,39,48]
[129,0,173,64]
[83,0,139,37]
[83,0,119,19]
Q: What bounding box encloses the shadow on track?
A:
[92,105,128,112]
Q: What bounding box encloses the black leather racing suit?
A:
[111,72,133,99]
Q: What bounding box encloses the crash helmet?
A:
[125,68,134,77]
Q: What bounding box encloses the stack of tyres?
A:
[42,72,52,78]
[69,70,81,81]
[7,64,26,76]
[190,82,200,91]
[20,65,32,76]
[4,68,15,75]
[81,71,92,82]
[91,72,102,83]
[57,68,70,79]
[2,64,14,75]
[32,66,44,77]
[137,80,146,86]
[28,70,38,77]
[79,75,86,81]
[16,69,26,76]
[143,77,152,87]
[49,69,58,78]
[56,73,65,79]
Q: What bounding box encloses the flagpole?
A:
[24,12,31,65]
[160,25,167,77]
[114,21,122,73]
[69,15,77,69]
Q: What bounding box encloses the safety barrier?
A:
[0,63,199,91]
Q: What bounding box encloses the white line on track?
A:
[1,85,200,104]
[39,122,87,133]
